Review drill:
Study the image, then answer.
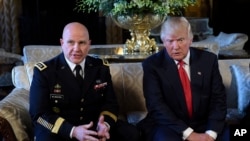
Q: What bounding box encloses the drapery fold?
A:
[0,0,21,54]
[105,16,123,44]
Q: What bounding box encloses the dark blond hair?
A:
[160,16,193,41]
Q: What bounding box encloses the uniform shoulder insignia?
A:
[35,62,47,71]
[102,58,109,66]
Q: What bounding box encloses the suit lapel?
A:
[163,49,205,117]
[56,55,101,96]
[82,57,99,95]
[55,55,100,97]
[189,48,203,115]
[56,54,82,92]
[161,50,189,114]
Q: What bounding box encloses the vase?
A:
[111,14,166,54]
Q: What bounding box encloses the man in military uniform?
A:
[29,22,118,141]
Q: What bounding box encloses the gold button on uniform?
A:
[80,108,83,111]
[81,99,84,102]
[80,117,83,120]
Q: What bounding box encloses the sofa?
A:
[0,45,249,141]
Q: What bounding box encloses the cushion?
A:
[219,59,250,108]
[230,65,250,113]
[215,32,238,47]
[109,63,147,117]
[215,32,248,50]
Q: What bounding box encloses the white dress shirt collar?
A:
[174,50,190,65]
[64,56,86,72]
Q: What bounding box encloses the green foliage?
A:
[75,0,196,16]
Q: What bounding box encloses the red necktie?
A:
[178,60,192,118]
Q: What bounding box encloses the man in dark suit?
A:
[29,22,118,141]
[138,17,228,141]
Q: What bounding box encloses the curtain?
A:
[0,0,21,54]
[105,16,123,44]
[184,0,211,17]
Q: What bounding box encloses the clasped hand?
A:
[72,115,110,141]
[187,132,214,141]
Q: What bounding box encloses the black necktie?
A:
[75,65,84,85]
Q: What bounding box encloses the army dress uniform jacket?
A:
[29,53,118,141]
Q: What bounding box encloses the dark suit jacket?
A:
[140,47,226,136]
[29,53,118,141]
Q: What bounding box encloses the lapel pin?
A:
[198,72,202,75]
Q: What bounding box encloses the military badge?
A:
[35,62,47,71]
[52,107,60,113]
[53,84,61,93]
[102,58,109,66]
[94,80,107,91]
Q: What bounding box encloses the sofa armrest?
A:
[0,88,33,140]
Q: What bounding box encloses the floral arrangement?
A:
[75,0,196,16]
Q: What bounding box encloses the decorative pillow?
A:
[215,32,238,47]
[230,65,250,113]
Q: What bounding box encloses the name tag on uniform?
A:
[50,94,64,100]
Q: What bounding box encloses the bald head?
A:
[62,22,89,40]
[60,22,91,64]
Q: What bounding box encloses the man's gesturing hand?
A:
[97,115,110,141]
[72,121,99,141]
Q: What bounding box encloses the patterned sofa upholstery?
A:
[0,45,249,140]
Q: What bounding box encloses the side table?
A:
[89,43,219,63]
[89,46,160,63]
